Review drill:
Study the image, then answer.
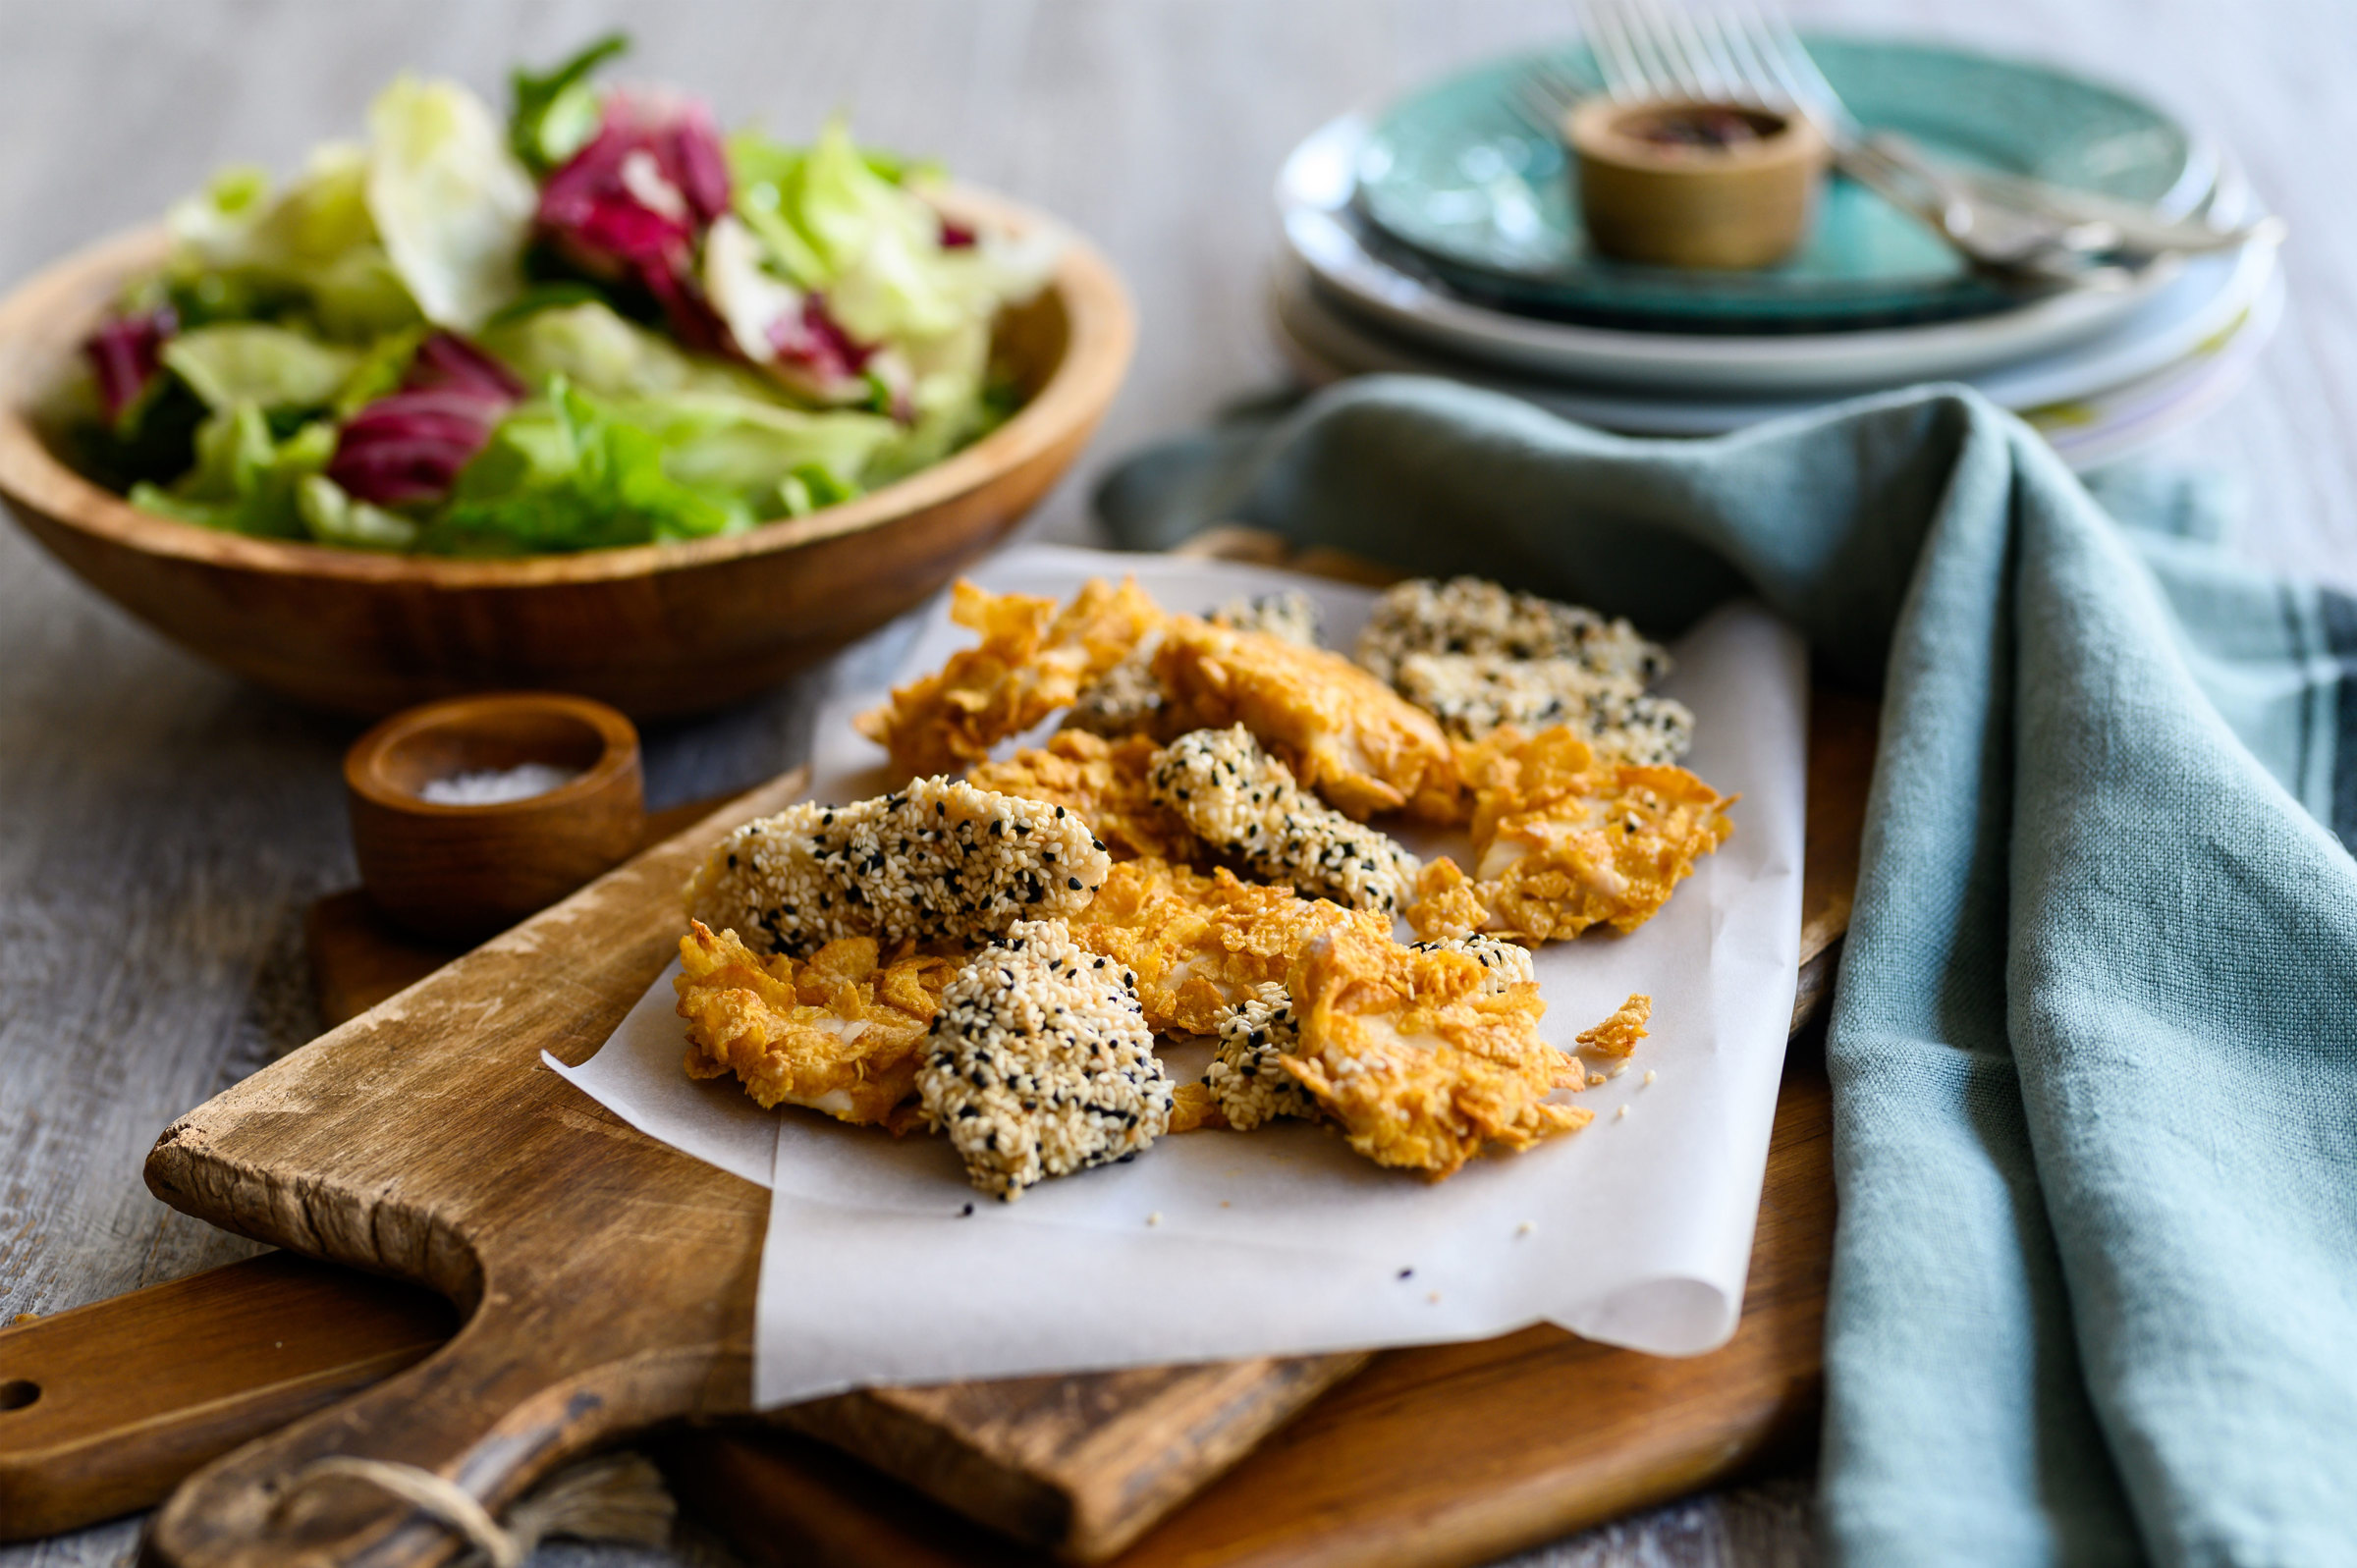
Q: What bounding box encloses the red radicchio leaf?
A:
[768,294,874,388]
[535,88,733,351]
[325,333,523,508]
[404,330,527,401]
[938,219,977,249]
[84,306,178,422]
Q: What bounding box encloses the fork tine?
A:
[1630,2,1709,97]
[1727,1,1852,131]
[1688,12,1760,104]
[1579,0,1651,101]
[1661,4,1734,98]
[1712,6,1793,111]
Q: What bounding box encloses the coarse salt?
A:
[418,762,581,805]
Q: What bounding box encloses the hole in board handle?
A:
[0,1379,39,1411]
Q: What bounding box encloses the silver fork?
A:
[1529,1,2280,281]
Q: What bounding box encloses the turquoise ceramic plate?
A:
[1354,35,2212,332]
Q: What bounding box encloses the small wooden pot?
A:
[1568,97,1829,269]
[345,693,645,945]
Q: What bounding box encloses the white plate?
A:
[1269,261,2281,470]
[1279,114,2272,398]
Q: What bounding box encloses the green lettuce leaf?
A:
[130,403,336,538]
[165,147,420,340]
[160,324,360,411]
[610,389,893,503]
[509,32,629,175]
[477,299,782,401]
[364,76,537,332]
[296,475,420,551]
[434,378,750,554]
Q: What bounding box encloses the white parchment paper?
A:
[551,545,1807,1406]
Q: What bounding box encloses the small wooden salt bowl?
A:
[1567,97,1829,269]
[345,693,645,945]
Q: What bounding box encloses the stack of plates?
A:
[1274,37,2281,469]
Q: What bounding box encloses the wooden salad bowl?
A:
[0,190,1133,719]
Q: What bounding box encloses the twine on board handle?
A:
[267,1450,676,1568]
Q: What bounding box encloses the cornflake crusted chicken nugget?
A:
[968,730,1194,863]
[1154,616,1460,821]
[1069,858,1385,1035]
[1288,923,1590,1179]
[1204,936,1522,1134]
[676,922,958,1127]
[687,779,1113,958]
[1066,591,1326,739]
[917,919,1173,1200]
[1356,577,1670,688]
[1412,932,1538,990]
[1407,727,1734,945]
[1148,726,1419,913]
[854,577,1163,777]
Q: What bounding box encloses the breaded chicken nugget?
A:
[676,921,958,1127]
[917,919,1171,1199]
[1068,858,1384,1036]
[1147,726,1418,913]
[854,577,1163,777]
[687,779,1112,958]
[1153,616,1459,821]
[1286,923,1589,1179]
[1407,727,1733,944]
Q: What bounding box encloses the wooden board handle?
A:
[0,1255,453,1541]
[143,1267,752,1568]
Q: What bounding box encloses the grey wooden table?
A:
[1,2,2349,1564]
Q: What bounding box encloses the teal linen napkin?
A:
[1094,377,2357,1566]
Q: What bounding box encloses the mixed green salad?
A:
[66,36,1057,555]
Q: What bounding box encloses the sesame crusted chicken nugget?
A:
[1210,589,1323,647]
[676,921,958,1127]
[1392,652,1694,764]
[854,577,1164,777]
[1287,923,1590,1179]
[1063,635,1168,739]
[687,779,1113,959]
[1069,858,1385,1036]
[1153,616,1460,822]
[968,730,1194,863]
[1206,983,1317,1131]
[1147,726,1418,913]
[1406,727,1734,945]
[1357,577,1670,689]
[917,919,1173,1200]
